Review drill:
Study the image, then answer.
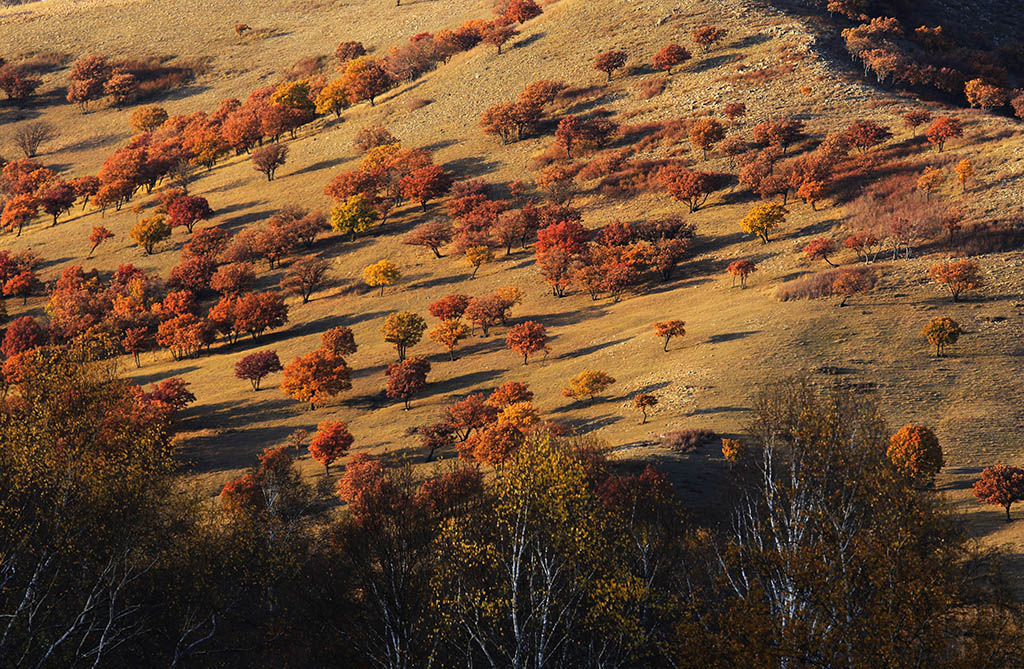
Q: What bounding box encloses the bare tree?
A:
[12,121,58,158]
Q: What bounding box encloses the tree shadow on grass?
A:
[705,330,760,344]
[425,368,504,397]
[558,336,631,360]
[290,156,349,177]
[127,364,202,386]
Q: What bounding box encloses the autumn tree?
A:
[974,466,1024,522]
[309,420,354,475]
[129,106,168,133]
[122,327,153,367]
[1,193,38,236]
[955,159,973,192]
[386,356,431,409]
[843,120,891,152]
[925,117,963,152]
[916,166,944,200]
[692,25,728,52]
[725,259,757,288]
[653,320,686,352]
[282,255,329,303]
[501,0,542,23]
[322,326,358,356]
[404,220,452,258]
[235,350,284,390]
[739,201,787,243]
[211,262,256,295]
[340,57,394,106]
[653,44,691,74]
[903,109,931,135]
[689,118,725,160]
[929,259,981,302]
[362,259,401,296]
[382,311,427,360]
[3,270,38,304]
[658,164,721,212]
[429,319,471,360]
[281,348,352,409]
[130,214,171,254]
[887,424,943,485]
[803,238,838,266]
[400,165,453,211]
[167,195,213,233]
[331,194,380,240]
[633,393,657,424]
[465,245,494,278]
[921,316,960,356]
[234,291,289,341]
[594,50,627,81]
[335,40,367,62]
[561,369,616,403]
[252,143,288,181]
[429,294,471,321]
[964,78,1007,109]
[505,320,548,364]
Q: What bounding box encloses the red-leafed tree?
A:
[309,420,354,475]
[429,294,472,321]
[235,350,284,391]
[385,356,431,409]
[122,327,153,367]
[594,50,628,81]
[501,0,542,23]
[234,291,289,340]
[404,220,453,258]
[167,195,213,233]
[653,320,686,352]
[211,262,256,296]
[505,320,548,364]
[400,165,453,211]
[803,238,838,267]
[653,44,691,74]
[974,466,1024,522]
[692,25,728,52]
[322,326,358,355]
[1,316,46,358]
[252,143,288,181]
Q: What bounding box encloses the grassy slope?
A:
[2,0,1023,561]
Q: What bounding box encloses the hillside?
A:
[2,0,1023,561]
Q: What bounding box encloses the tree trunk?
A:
[663,336,670,352]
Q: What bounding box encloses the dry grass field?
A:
[2,0,1023,567]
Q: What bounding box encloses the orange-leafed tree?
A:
[633,393,657,424]
[487,381,534,409]
[561,369,616,403]
[281,348,352,409]
[385,356,431,409]
[721,437,746,464]
[887,424,943,485]
[87,225,114,257]
[929,259,981,302]
[594,50,627,81]
[1,193,38,236]
[309,420,354,475]
[903,109,931,135]
[505,320,548,364]
[652,44,691,74]
[340,57,394,106]
[322,326,358,356]
[688,118,725,160]
[964,78,1008,110]
[955,159,973,192]
[653,320,686,352]
[382,311,427,361]
[727,259,757,288]
[974,466,1024,522]
[916,166,944,201]
[429,319,471,360]
[692,25,728,52]
[921,316,960,356]
[925,117,963,152]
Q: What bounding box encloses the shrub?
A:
[661,428,716,453]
